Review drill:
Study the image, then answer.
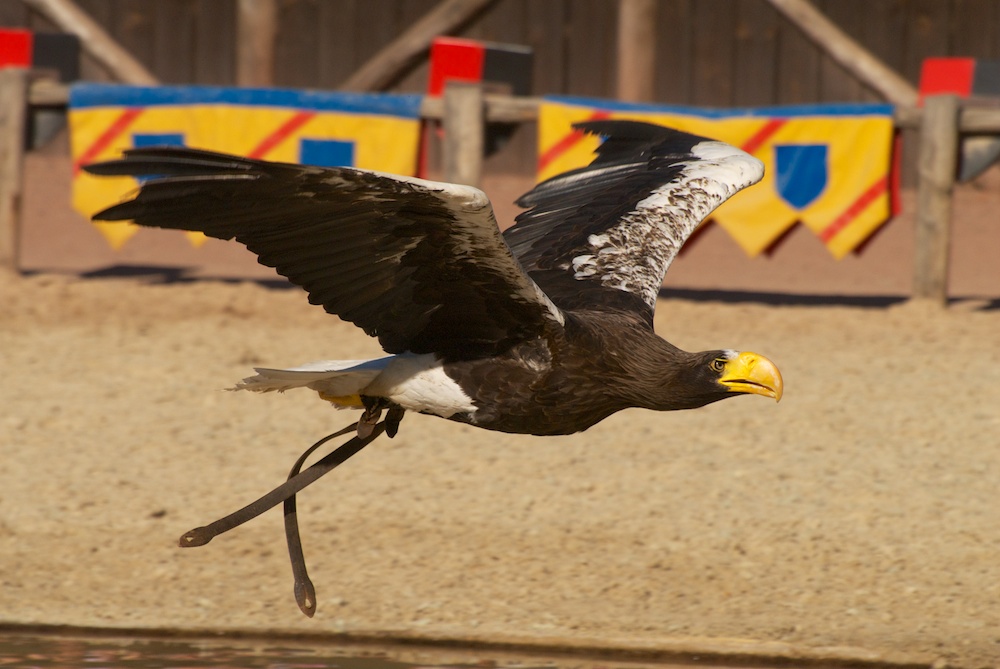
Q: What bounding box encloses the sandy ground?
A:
[4,135,1000,667]
[2,271,1000,668]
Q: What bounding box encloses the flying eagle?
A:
[86,119,782,615]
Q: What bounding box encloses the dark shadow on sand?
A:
[27,264,999,311]
[659,287,908,308]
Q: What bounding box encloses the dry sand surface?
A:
[3,272,1000,667]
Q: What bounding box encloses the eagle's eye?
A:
[711,358,727,373]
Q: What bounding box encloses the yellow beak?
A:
[719,351,783,402]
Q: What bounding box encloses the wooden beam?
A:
[421,93,539,123]
[616,0,657,102]
[237,0,277,87]
[0,69,28,272]
[764,0,918,107]
[339,0,498,92]
[895,101,1000,132]
[443,82,484,187]
[26,79,70,106]
[913,95,960,305]
[20,77,1000,135]
[960,104,1000,133]
[21,0,158,85]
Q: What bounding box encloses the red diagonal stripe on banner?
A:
[248,111,317,159]
[819,175,888,243]
[740,118,786,154]
[537,111,611,172]
[72,107,144,176]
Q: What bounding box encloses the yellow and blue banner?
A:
[538,96,896,259]
[69,84,423,249]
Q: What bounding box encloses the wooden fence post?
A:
[0,69,28,273]
[443,82,484,187]
[237,0,278,87]
[913,94,960,305]
[616,0,657,102]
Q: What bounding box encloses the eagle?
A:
[86,119,782,615]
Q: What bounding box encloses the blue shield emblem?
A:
[775,144,828,210]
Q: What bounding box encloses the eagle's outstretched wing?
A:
[504,120,763,321]
[87,148,563,358]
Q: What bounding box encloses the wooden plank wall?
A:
[4,0,1000,174]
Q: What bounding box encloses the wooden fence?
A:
[2,1,995,99]
[3,0,1000,173]
[2,71,999,305]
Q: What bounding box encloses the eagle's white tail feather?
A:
[234,356,393,395]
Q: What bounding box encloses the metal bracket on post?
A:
[0,68,29,273]
[913,94,960,306]
[443,81,484,187]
